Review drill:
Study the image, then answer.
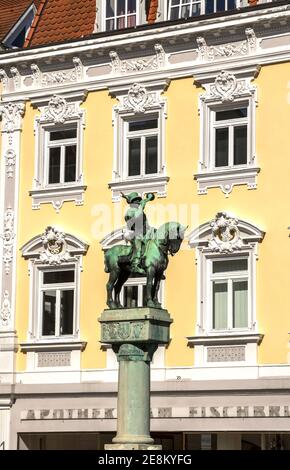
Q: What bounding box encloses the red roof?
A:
[28,0,97,47]
[27,0,160,48]
[0,0,40,41]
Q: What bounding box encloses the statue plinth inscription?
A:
[100,307,172,450]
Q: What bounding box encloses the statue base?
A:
[99,307,172,451]
[105,443,162,450]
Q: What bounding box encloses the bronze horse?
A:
[104,222,186,309]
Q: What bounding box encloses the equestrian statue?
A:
[104,191,186,309]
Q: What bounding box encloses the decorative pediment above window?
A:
[21,226,89,264]
[188,212,265,252]
[100,228,127,250]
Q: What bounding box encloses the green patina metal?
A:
[104,192,186,309]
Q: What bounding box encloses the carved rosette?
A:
[1,208,15,274]
[123,83,156,113]
[209,71,248,102]
[40,226,70,264]
[209,212,243,253]
[0,290,11,327]
[41,95,81,124]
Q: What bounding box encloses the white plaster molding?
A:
[204,70,255,103]
[29,185,87,212]
[4,149,16,178]
[194,167,260,196]
[0,70,9,92]
[187,333,264,346]
[108,176,170,203]
[188,211,265,250]
[197,28,258,62]
[100,227,127,250]
[10,67,21,91]
[21,226,89,263]
[20,341,87,352]
[0,102,25,134]
[0,291,11,327]
[110,43,166,74]
[1,208,15,275]
[31,57,84,89]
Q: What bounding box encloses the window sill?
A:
[29,185,87,212]
[20,341,87,352]
[194,167,260,196]
[187,333,264,347]
[109,175,170,202]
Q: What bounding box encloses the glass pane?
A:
[106,0,115,16]
[145,136,158,174]
[124,285,138,308]
[60,290,74,335]
[117,0,125,15]
[215,128,228,167]
[50,129,77,141]
[129,120,158,132]
[213,259,248,274]
[181,5,190,17]
[205,0,214,14]
[106,19,115,30]
[128,138,141,176]
[215,108,247,121]
[48,147,61,184]
[228,0,236,10]
[43,270,75,284]
[64,145,77,182]
[233,281,248,328]
[128,0,136,14]
[42,290,56,336]
[117,16,126,29]
[234,125,247,166]
[192,3,200,16]
[170,7,180,20]
[127,14,136,27]
[217,0,225,11]
[213,282,228,329]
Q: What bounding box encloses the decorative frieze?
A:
[37,351,71,367]
[0,291,11,327]
[197,28,257,62]
[31,57,84,88]
[1,208,15,275]
[207,346,246,362]
[102,322,145,342]
[110,44,166,75]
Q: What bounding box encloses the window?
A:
[31,95,86,211]
[105,0,137,31]
[40,268,76,337]
[211,258,248,330]
[121,276,163,308]
[212,107,248,169]
[46,128,77,185]
[126,118,159,178]
[168,0,238,20]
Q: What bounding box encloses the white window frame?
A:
[31,95,86,212]
[109,94,169,201]
[103,0,139,31]
[208,255,250,333]
[167,0,241,20]
[195,91,259,196]
[39,266,77,339]
[120,276,164,308]
[124,115,160,180]
[44,125,79,187]
[210,104,249,171]
[33,262,80,342]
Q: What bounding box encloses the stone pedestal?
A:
[99,307,172,450]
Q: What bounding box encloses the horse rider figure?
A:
[121,191,155,275]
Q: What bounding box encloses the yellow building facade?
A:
[1,0,290,451]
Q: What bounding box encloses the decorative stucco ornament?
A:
[40,226,70,264]
[209,212,243,253]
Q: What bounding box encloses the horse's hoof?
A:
[146,300,156,308]
[108,302,118,309]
